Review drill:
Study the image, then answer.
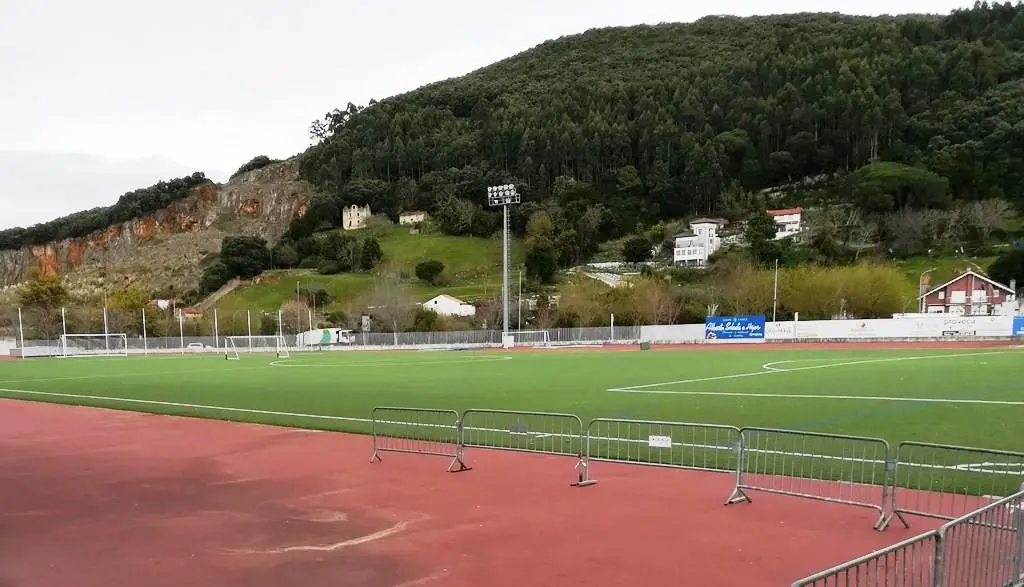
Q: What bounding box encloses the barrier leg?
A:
[725,438,750,505]
[570,454,597,487]
[447,444,471,473]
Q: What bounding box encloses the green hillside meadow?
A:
[217,226,525,311]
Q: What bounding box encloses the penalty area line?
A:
[605,388,1024,406]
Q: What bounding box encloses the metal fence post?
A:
[727,432,750,505]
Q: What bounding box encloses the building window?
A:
[938,291,945,300]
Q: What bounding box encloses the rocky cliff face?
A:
[0,158,314,295]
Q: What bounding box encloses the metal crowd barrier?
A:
[880,441,1024,531]
[792,485,1024,587]
[791,531,939,587]
[934,488,1024,587]
[727,427,891,529]
[585,418,741,480]
[460,409,596,486]
[369,406,470,472]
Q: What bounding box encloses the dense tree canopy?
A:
[0,173,209,250]
[298,2,1024,258]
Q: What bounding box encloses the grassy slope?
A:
[0,347,1021,493]
[893,255,998,291]
[216,226,525,312]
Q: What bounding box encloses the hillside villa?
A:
[768,208,803,240]
[918,268,1018,316]
[673,218,726,267]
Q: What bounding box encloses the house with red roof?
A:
[767,208,802,240]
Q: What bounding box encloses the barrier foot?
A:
[725,486,751,505]
[370,450,382,464]
[876,511,909,532]
[447,453,472,473]
[571,459,598,487]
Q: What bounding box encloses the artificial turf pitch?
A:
[0,344,1021,452]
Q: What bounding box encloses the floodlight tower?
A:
[487,184,520,346]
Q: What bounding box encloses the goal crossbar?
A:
[58,333,129,357]
[511,330,551,347]
[223,335,290,360]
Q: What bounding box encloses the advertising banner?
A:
[1013,316,1024,336]
[704,315,766,340]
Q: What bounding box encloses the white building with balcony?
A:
[768,208,802,240]
[673,218,726,267]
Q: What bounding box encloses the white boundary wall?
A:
[764,315,1013,341]
[5,316,1021,357]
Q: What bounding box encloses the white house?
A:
[342,204,372,230]
[422,294,476,317]
[399,211,427,225]
[673,218,726,267]
[768,208,802,240]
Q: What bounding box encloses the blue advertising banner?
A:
[1013,316,1024,336]
[704,315,766,340]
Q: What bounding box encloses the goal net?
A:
[223,335,290,360]
[511,330,551,348]
[58,333,129,357]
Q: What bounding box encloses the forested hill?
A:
[297,3,1024,264]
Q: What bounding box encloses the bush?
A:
[231,155,279,179]
[298,255,324,269]
[415,260,445,284]
[317,260,343,275]
[360,237,384,270]
[622,235,652,263]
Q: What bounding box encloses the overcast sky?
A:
[0,0,973,231]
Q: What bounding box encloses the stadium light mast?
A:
[487,184,520,346]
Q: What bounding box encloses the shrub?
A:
[317,260,343,275]
[231,155,279,179]
[415,260,445,284]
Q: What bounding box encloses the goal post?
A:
[58,333,129,357]
[511,330,551,348]
[223,335,290,360]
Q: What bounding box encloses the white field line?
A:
[605,390,1024,406]
[268,356,513,367]
[0,355,512,386]
[2,386,1019,477]
[608,350,1014,392]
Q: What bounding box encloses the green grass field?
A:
[1,346,1021,451]
[216,227,525,311]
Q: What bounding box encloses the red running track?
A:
[0,399,933,587]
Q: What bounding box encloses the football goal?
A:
[511,330,551,348]
[223,335,290,360]
[58,333,129,357]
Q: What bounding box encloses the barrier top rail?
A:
[462,408,584,420]
[741,427,894,446]
[938,483,1024,534]
[590,417,741,431]
[790,530,939,586]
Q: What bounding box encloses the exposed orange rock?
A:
[198,183,218,201]
[0,158,316,289]
[239,199,262,216]
[66,240,86,269]
[133,216,159,239]
[30,245,59,276]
